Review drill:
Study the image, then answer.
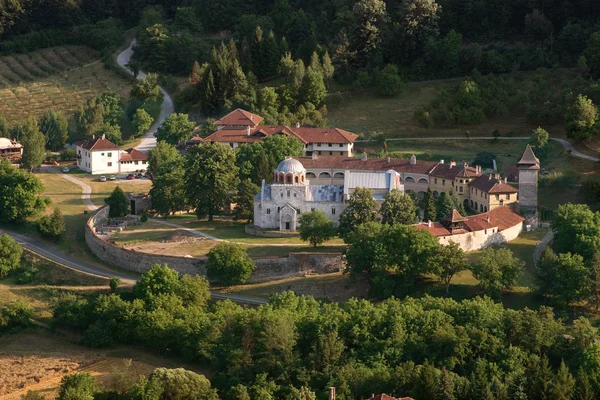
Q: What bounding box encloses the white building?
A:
[190,109,358,156]
[75,135,148,175]
[254,157,403,231]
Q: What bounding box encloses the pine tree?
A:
[240,37,253,74]
[279,36,289,56]
[508,375,528,400]
[553,360,574,400]
[437,367,455,400]
[189,61,202,86]
[227,58,250,106]
[263,30,279,79]
[575,367,594,400]
[227,38,239,61]
[322,50,335,85]
[309,51,322,73]
[589,253,600,312]
[424,188,437,222]
[528,356,554,400]
[251,26,265,79]
[415,362,439,400]
[200,69,218,116]
[436,192,455,219]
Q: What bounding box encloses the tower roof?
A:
[275,157,306,174]
[443,209,467,223]
[517,145,540,170]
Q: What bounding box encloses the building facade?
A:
[191,109,358,156]
[0,137,23,164]
[517,144,540,213]
[253,146,538,235]
[75,136,148,175]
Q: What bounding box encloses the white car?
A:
[62,167,70,173]
[99,176,107,182]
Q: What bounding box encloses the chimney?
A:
[486,216,490,223]
[329,387,336,400]
[312,152,318,160]
[450,161,456,168]
[246,126,251,136]
[361,152,367,161]
[504,177,507,184]
[101,134,105,140]
[464,162,468,168]
[296,121,300,128]
[440,159,444,164]
[428,220,432,227]
[92,134,96,139]
[387,157,390,163]
[410,154,416,165]
[488,175,492,181]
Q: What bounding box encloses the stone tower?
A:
[517,144,540,213]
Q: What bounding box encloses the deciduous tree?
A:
[234,179,260,223]
[19,118,46,170]
[38,109,68,151]
[380,189,417,225]
[471,247,525,297]
[298,210,336,247]
[133,108,153,137]
[338,187,378,240]
[432,242,466,295]
[0,234,22,278]
[156,113,195,145]
[206,242,255,285]
[565,94,598,141]
[0,159,49,223]
[185,142,238,221]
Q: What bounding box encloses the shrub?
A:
[0,234,23,278]
[60,148,77,161]
[16,266,39,284]
[38,208,66,239]
[353,71,372,89]
[206,242,255,285]
[105,186,129,217]
[414,107,435,128]
[0,300,34,332]
[378,64,404,96]
[109,277,121,293]
[140,211,148,223]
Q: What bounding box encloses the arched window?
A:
[418,178,428,184]
[333,172,344,179]
[433,190,439,199]
[319,172,331,179]
[405,176,416,183]
[286,174,293,184]
[480,204,484,212]
[470,200,474,209]
[306,172,316,179]
[279,173,285,183]
[294,175,299,183]
[474,202,478,210]
[484,206,488,212]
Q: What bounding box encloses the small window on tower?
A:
[332,208,336,215]
[267,208,271,215]
[287,190,290,197]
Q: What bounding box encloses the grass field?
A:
[0,45,132,125]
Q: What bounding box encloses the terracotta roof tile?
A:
[469,174,518,194]
[430,163,480,179]
[443,209,467,223]
[414,222,451,236]
[120,148,148,161]
[366,394,415,400]
[296,156,437,174]
[75,137,120,151]
[289,127,358,144]
[215,108,263,126]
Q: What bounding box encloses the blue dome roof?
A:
[275,157,305,174]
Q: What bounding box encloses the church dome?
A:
[275,157,305,174]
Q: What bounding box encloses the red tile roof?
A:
[366,395,415,400]
[203,126,274,144]
[75,136,120,151]
[416,206,524,237]
[120,148,148,162]
[430,163,480,179]
[444,209,467,223]
[295,156,438,174]
[215,108,263,126]
[290,127,358,144]
[469,174,518,194]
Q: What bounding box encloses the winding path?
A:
[116,39,174,153]
[358,136,599,162]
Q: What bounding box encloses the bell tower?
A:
[517,144,540,214]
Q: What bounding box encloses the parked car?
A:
[127,174,135,180]
[99,176,107,182]
[62,167,70,173]
[136,173,144,179]
[109,175,116,180]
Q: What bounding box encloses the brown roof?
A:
[430,163,480,179]
[215,108,263,126]
[517,144,540,170]
[444,209,467,223]
[296,156,437,174]
[366,395,415,400]
[417,206,524,237]
[75,136,119,151]
[120,148,148,162]
[290,127,358,144]
[203,126,274,144]
[469,174,518,194]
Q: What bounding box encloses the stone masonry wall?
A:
[86,207,343,282]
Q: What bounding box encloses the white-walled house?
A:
[75,135,148,175]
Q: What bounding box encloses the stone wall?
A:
[245,224,300,238]
[86,206,343,282]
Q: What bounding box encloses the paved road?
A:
[116,39,174,153]
[357,136,600,162]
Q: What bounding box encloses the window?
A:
[506,194,511,200]
[281,193,283,197]
[107,162,112,167]
[329,151,333,155]
[495,194,499,200]
[339,144,343,147]
[332,208,336,215]
[442,179,445,186]
[293,193,297,197]
[101,153,105,156]
[318,151,322,155]
[107,152,112,157]
[267,208,271,215]
[287,190,290,197]
[135,161,139,165]
[340,152,344,156]
[277,207,280,213]
[328,143,332,147]
[459,186,463,193]
[435,178,438,184]
[311,208,315,212]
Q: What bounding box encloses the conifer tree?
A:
[575,367,594,400]
[553,360,574,400]
[240,37,253,73]
[263,30,279,78]
[20,118,46,171]
[528,355,554,400]
[322,50,335,85]
[279,36,289,56]
[508,375,528,400]
[201,69,218,116]
[189,61,202,86]
[415,362,439,400]
[437,367,455,400]
[424,188,437,222]
[436,191,455,219]
[309,51,322,73]
[251,26,265,79]
[227,38,238,61]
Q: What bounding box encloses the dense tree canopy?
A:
[0,159,49,223]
